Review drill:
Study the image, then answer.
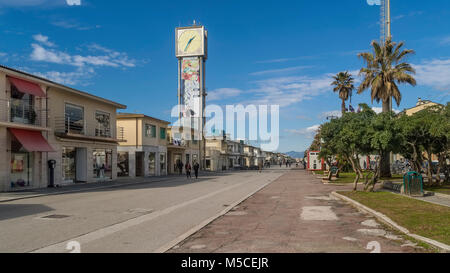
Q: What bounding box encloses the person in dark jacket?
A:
[193,162,200,179]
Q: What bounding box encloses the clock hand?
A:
[184,36,196,51]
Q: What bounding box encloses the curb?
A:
[0,178,171,203]
[331,191,450,253]
[425,191,450,200]
[154,174,283,253]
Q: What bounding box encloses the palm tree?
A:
[358,38,417,177]
[331,71,355,116]
[358,38,416,113]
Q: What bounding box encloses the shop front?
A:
[8,128,54,191]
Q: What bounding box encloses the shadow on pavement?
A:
[0,204,54,221]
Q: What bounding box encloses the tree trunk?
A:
[380,151,392,178]
[380,100,392,178]
[341,99,346,116]
[425,150,434,186]
[348,156,359,191]
[382,99,391,113]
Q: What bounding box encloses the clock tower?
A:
[175,24,208,169]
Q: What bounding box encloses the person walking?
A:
[258,160,263,173]
[178,161,184,176]
[193,161,200,179]
[185,162,192,179]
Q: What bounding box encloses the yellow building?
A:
[0,65,126,191]
[166,126,200,174]
[401,98,443,117]
[116,114,170,177]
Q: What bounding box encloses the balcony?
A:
[0,98,47,128]
[54,116,121,143]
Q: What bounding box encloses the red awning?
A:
[7,76,46,97]
[9,128,54,152]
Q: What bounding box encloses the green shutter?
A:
[160,128,166,140]
[152,125,157,138]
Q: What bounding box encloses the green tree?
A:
[331,71,355,116]
[358,38,417,178]
[320,105,377,191]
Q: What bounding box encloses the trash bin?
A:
[403,171,424,197]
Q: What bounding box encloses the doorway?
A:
[136,152,144,177]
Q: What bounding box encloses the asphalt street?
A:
[0,168,287,253]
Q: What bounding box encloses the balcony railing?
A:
[0,98,47,127]
[54,116,116,140]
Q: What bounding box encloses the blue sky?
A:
[0,0,449,152]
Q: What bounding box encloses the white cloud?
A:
[66,0,80,6]
[414,59,450,91]
[28,35,136,85]
[371,107,401,114]
[33,34,55,47]
[366,0,381,6]
[242,74,333,107]
[250,66,312,76]
[30,39,136,68]
[208,88,242,101]
[285,125,320,139]
[33,67,94,85]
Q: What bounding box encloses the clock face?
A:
[177,28,204,57]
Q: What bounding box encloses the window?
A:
[192,134,198,145]
[10,86,36,125]
[145,124,156,138]
[160,153,166,174]
[160,128,166,140]
[65,104,84,134]
[93,149,112,180]
[95,111,111,138]
[10,138,33,189]
[62,147,76,182]
[117,152,129,177]
[148,152,156,176]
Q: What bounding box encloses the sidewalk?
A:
[0,176,173,203]
[169,169,429,253]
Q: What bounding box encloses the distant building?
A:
[116,113,170,178]
[400,98,444,117]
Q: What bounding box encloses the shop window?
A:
[206,160,211,170]
[117,152,129,177]
[149,152,156,176]
[62,147,76,182]
[93,149,112,180]
[10,138,33,189]
[160,153,166,174]
[95,111,111,138]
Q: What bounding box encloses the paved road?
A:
[169,169,429,253]
[0,169,287,253]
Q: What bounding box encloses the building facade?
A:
[0,65,126,192]
[167,126,200,174]
[116,114,170,178]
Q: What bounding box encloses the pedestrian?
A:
[178,161,184,175]
[258,160,263,173]
[194,161,200,179]
[185,162,192,179]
